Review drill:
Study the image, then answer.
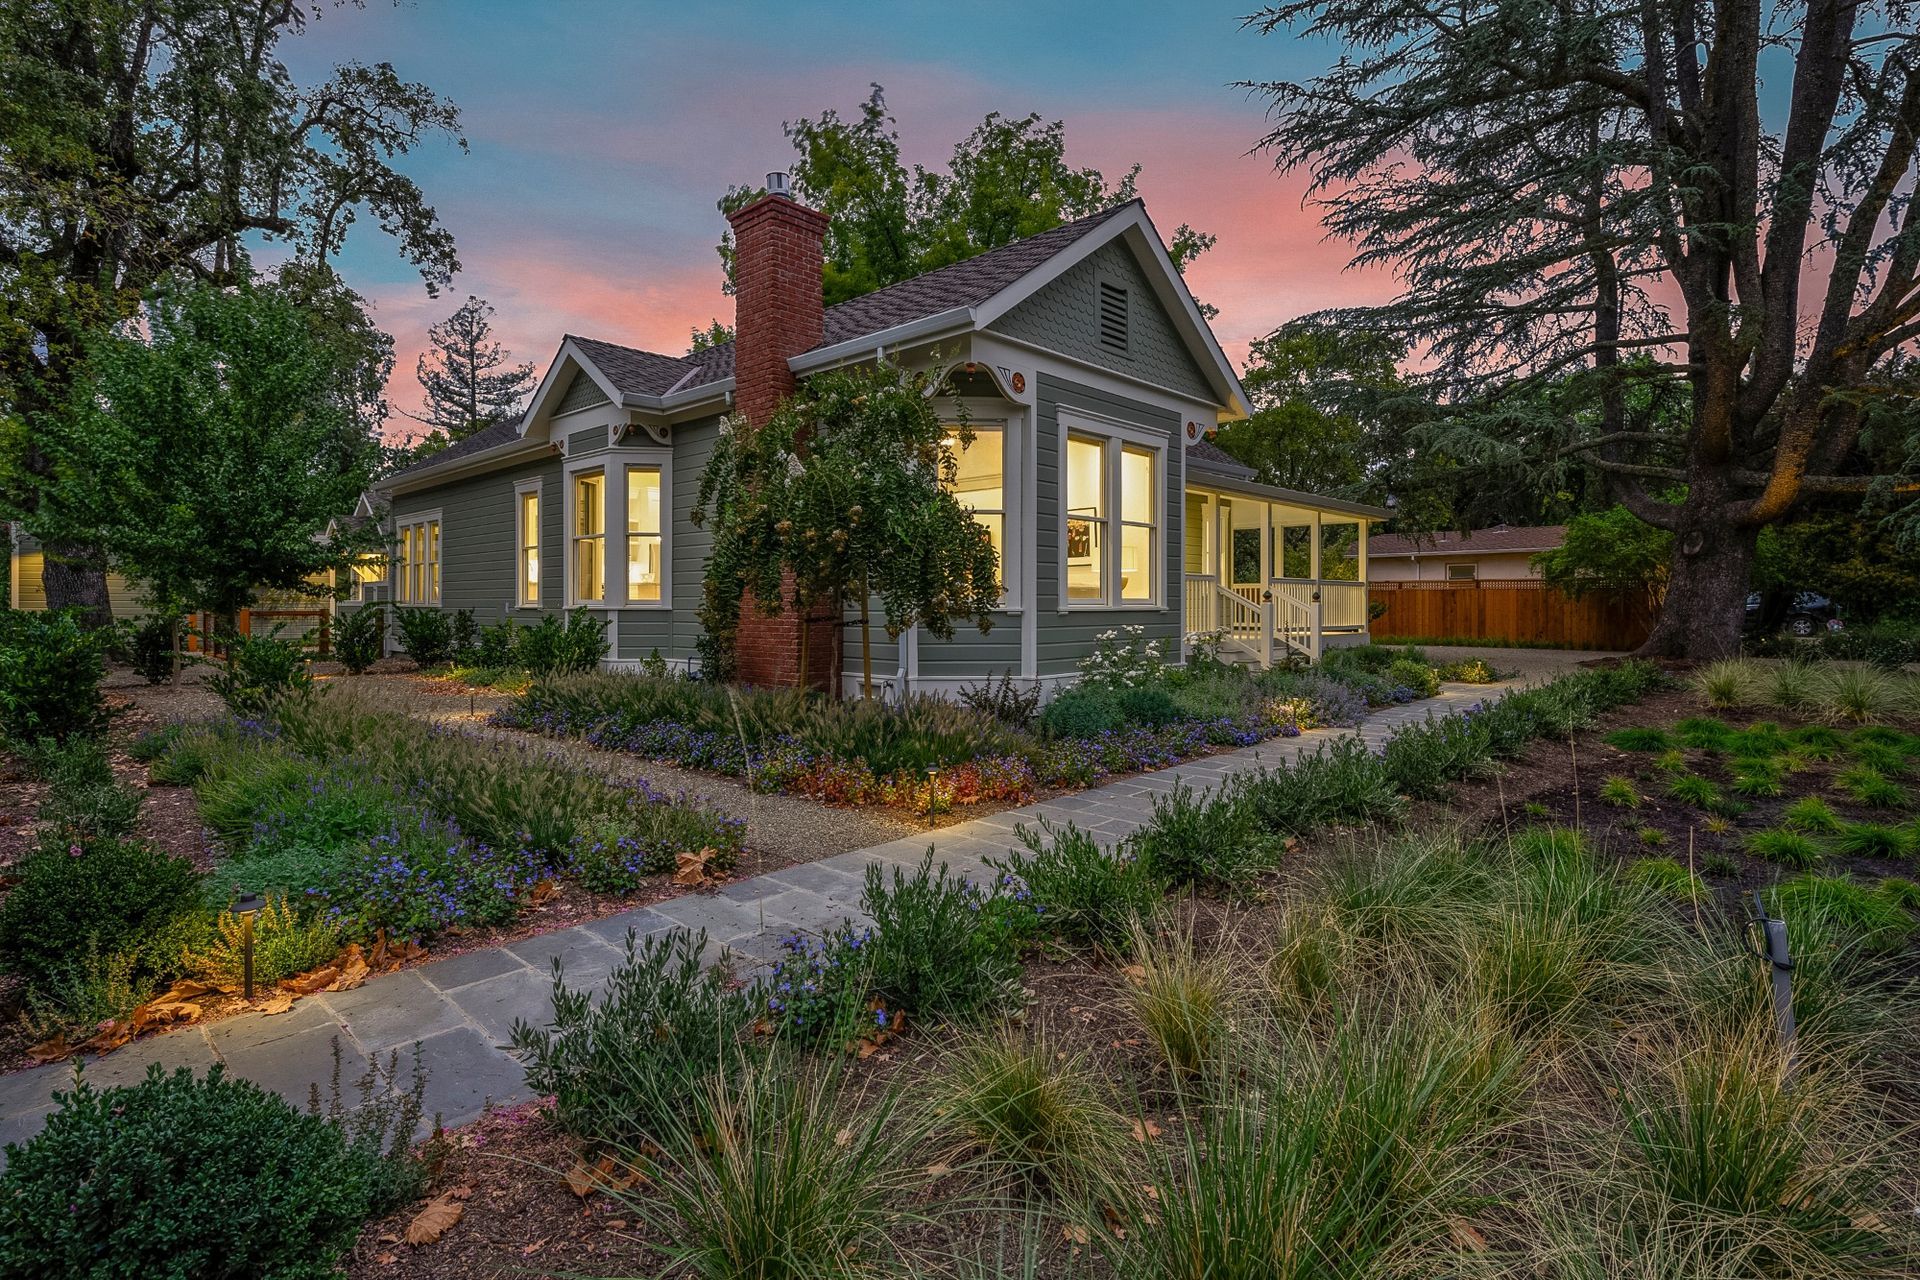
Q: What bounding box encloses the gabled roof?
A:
[1368,525,1568,557]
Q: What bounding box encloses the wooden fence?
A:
[1368,580,1654,651]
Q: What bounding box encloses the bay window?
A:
[1063,428,1160,607]
[572,470,605,604]
[626,464,663,603]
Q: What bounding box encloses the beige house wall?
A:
[1368,550,1542,583]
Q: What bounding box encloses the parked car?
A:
[1745,590,1843,637]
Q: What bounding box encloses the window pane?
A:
[427,522,440,600]
[575,473,603,537]
[1120,523,1153,601]
[1065,436,1105,602]
[1120,446,1153,524]
[945,427,1003,511]
[1066,518,1102,600]
[627,534,662,601]
[975,512,1004,593]
[1321,521,1360,581]
[576,536,603,602]
[627,466,661,535]
[519,492,540,604]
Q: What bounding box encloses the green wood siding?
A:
[1033,373,1183,677]
[988,240,1213,403]
[390,454,564,621]
[556,369,611,415]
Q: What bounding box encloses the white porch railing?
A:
[1188,576,1372,667]
[1185,575,1271,667]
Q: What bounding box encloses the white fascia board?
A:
[379,440,556,498]
[786,308,977,375]
[519,339,621,440]
[968,332,1226,422]
[619,377,733,416]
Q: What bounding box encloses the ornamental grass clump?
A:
[1830,821,1914,862]
[1692,658,1759,708]
[934,1032,1128,1193]
[1782,795,1843,833]
[1127,917,1235,1079]
[1599,775,1641,808]
[1746,827,1822,870]
[1835,765,1908,810]
[1629,857,1704,901]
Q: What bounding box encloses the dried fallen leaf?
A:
[925,1163,953,1178]
[374,1252,397,1266]
[1122,964,1148,987]
[1100,1202,1129,1240]
[525,879,561,906]
[1447,1217,1488,1253]
[1129,1119,1163,1143]
[404,1194,465,1245]
[26,1033,70,1063]
[834,1126,853,1148]
[1062,1223,1091,1246]
[520,1238,547,1256]
[257,993,296,1016]
[672,849,715,887]
[605,1219,628,1230]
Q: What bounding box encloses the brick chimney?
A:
[725,174,841,692]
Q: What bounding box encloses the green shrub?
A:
[447,608,480,664]
[791,693,1013,775]
[1038,684,1121,738]
[24,940,155,1042]
[0,1062,424,1280]
[1380,711,1495,800]
[1245,737,1404,834]
[393,606,454,667]
[991,819,1162,952]
[1116,682,1183,728]
[1130,778,1281,888]
[126,616,176,686]
[1386,656,1440,698]
[860,854,1023,1021]
[185,895,343,987]
[127,723,184,764]
[1605,727,1673,752]
[207,628,313,718]
[0,837,201,984]
[32,736,141,841]
[1745,828,1822,870]
[473,617,519,669]
[0,608,110,745]
[510,928,755,1151]
[333,604,384,674]
[516,607,607,676]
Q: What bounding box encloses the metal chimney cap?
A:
[765,171,791,198]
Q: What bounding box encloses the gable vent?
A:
[1097,280,1129,352]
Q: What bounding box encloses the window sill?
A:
[1057,602,1163,613]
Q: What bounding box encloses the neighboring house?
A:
[9,527,146,619]
[1366,525,1567,584]
[354,182,1385,693]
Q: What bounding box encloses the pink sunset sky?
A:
[277,1,1403,437]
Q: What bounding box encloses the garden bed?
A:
[323,658,1920,1279]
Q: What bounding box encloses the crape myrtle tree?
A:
[692,360,1000,697]
[17,280,387,665]
[1244,0,1920,657]
[0,0,463,621]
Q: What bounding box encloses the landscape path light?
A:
[231,892,266,1000]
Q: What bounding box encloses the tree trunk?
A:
[39,541,114,629]
[1634,513,1757,660]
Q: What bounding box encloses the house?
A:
[352,179,1389,693]
[1366,525,1567,584]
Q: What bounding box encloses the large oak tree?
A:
[1245,0,1920,657]
[0,0,462,620]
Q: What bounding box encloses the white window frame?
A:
[940,419,1018,609]
[346,555,385,604]
[1446,561,1478,582]
[621,459,671,608]
[566,463,607,608]
[1056,411,1165,611]
[395,511,442,606]
[514,477,543,609]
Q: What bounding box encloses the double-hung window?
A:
[1063,428,1160,607]
[572,470,605,604]
[515,482,541,607]
[626,465,663,603]
[347,556,384,603]
[940,424,1005,599]
[396,515,441,605]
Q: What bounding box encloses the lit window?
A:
[348,556,384,603]
[626,465,662,603]
[1064,432,1160,606]
[396,517,440,605]
[517,488,541,606]
[572,471,604,603]
[940,426,1004,596]
[1119,445,1155,602]
[1065,435,1105,602]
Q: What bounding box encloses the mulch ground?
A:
[345,678,1920,1280]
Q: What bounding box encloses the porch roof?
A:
[1186,443,1389,522]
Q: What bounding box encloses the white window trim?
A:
[394,510,443,607]
[564,448,674,610]
[1446,561,1478,582]
[942,417,1022,611]
[513,477,544,609]
[1055,410,1166,611]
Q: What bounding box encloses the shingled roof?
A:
[1368,525,1567,557]
[383,419,529,484]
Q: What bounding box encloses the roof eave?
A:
[620,376,735,415]
[787,307,977,375]
[379,439,556,497]
[1186,469,1390,521]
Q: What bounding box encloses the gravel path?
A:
[1414,644,1626,682]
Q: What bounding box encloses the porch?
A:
[1180,468,1385,666]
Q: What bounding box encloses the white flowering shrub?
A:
[1078,626,1166,690]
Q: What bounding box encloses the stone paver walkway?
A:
[0,682,1517,1150]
